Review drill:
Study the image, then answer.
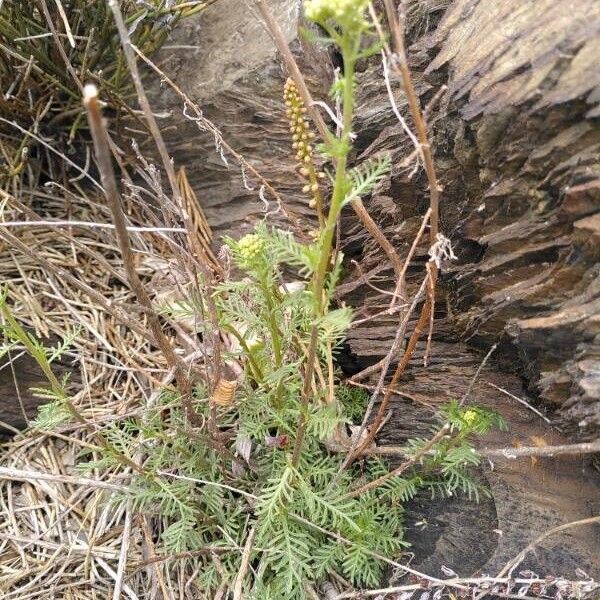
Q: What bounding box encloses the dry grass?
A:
[0,173,220,596]
[0,0,214,190]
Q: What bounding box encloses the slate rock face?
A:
[433,0,600,439]
[343,0,600,440]
[138,0,600,574]
[147,0,329,239]
[146,0,599,440]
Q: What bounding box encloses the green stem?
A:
[224,325,265,383]
[313,53,355,316]
[260,280,283,367]
[291,40,357,468]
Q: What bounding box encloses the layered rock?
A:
[344,0,600,439]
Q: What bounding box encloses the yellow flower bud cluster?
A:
[284,78,315,166]
[283,78,325,221]
[304,0,369,26]
[462,409,478,427]
[237,233,265,266]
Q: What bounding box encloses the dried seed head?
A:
[211,378,237,406]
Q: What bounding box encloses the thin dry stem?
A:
[381,0,441,243]
[83,85,201,426]
[232,526,256,600]
[497,515,600,579]
[345,424,450,498]
[485,440,600,460]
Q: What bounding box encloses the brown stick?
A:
[329,275,431,488]
[345,423,450,498]
[390,207,431,309]
[351,289,433,459]
[252,0,404,278]
[351,198,403,277]
[109,1,223,435]
[139,515,172,599]
[83,85,201,426]
[382,0,441,243]
[252,0,330,141]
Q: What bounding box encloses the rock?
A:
[146,0,329,239]
[383,352,600,578]
[342,0,600,440]
[0,353,71,436]
[137,0,600,582]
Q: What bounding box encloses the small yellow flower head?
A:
[304,0,369,26]
[463,409,478,427]
[237,234,265,266]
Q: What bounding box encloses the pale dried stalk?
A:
[83,85,201,426]
[332,274,430,483]
[140,515,171,599]
[389,207,431,309]
[108,0,179,208]
[333,576,597,600]
[109,0,223,416]
[459,342,498,406]
[232,526,256,600]
[252,0,404,279]
[487,382,553,424]
[351,285,433,459]
[111,503,132,600]
[0,466,125,492]
[497,515,600,579]
[360,439,600,461]
[484,440,600,460]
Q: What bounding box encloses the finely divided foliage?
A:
[0,0,508,597]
